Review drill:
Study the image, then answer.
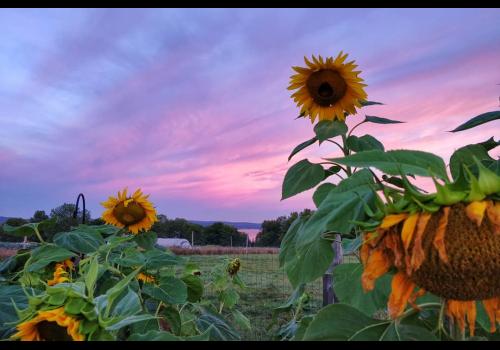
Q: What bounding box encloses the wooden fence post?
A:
[322,234,343,306]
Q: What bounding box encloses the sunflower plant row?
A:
[278,53,500,341]
[0,189,249,341]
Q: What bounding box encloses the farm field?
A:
[182,252,358,340]
[184,253,321,340]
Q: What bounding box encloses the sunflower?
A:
[47,259,74,286]
[137,272,156,284]
[11,307,85,341]
[101,188,158,234]
[288,52,367,123]
[227,258,241,276]
[361,200,500,336]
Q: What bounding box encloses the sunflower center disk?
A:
[306,69,347,107]
[36,321,73,341]
[410,203,500,300]
[112,201,146,226]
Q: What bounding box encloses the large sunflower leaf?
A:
[285,170,375,287]
[195,309,241,341]
[449,111,500,132]
[53,228,104,254]
[449,142,495,181]
[346,134,385,152]
[327,149,448,180]
[288,137,318,161]
[0,284,29,336]
[26,244,76,272]
[312,183,337,207]
[314,120,348,143]
[142,276,187,305]
[333,263,392,317]
[302,304,390,340]
[133,231,157,250]
[281,159,325,200]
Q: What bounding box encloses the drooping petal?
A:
[401,212,419,251]
[379,213,408,229]
[361,249,392,292]
[433,207,450,264]
[482,297,499,333]
[410,212,432,273]
[446,300,477,336]
[387,272,416,319]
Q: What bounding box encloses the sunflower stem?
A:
[325,139,345,153]
[33,227,45,243]
[348,120,367,137]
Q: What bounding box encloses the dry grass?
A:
[169,245,279,255]
[0,248,17,259]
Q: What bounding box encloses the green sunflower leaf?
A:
[327,149,448,180]
[346,134,385,152]
[314,120,348,143]
[364,115,404,124]
[303,304,390,340]
[449,111,500,132]
[282,159,325,200]
[360,100,384,107]
[288,137,318,161]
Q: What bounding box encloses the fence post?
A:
[322,233,343,306]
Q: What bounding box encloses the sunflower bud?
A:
[227,258,241,276]
[474,158,500,196]
[432,178,467,206]
[464,165,486,202]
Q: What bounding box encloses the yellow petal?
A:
[387,272,415,319]
[380,213,408,229]
[466,201,488,227]
[401,213,419,251]
[433,207,450,264]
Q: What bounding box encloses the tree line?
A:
[0,204,313,247]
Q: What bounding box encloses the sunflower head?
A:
[47,259,74,286]
[361,200,500,336]
[101,188,158,234]
[288,52,367,123]
[11,307,85,341]
[137,272,156,284]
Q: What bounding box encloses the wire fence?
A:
[184,251,358,340]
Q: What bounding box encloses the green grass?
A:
[183,253,357,340]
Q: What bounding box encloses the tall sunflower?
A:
[288,52,367,123]
[101,188,158,234]
[11,307,85,341]
[361,200,500,336]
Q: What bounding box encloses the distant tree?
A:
[0,218,29,242]
[89,218,105,225]
[30,210,49,223]
[5,217,29,227]
[203,222,247,246]
[152,217,205,245]
[37,203,93,241]
[255,209,313,247]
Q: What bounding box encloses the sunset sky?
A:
[1,8,499,223]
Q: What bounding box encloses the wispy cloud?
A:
[0,8,499,221]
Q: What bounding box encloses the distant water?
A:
[239,228,261,242]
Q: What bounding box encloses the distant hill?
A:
[0,216,9,224]
[188,220,261,230]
